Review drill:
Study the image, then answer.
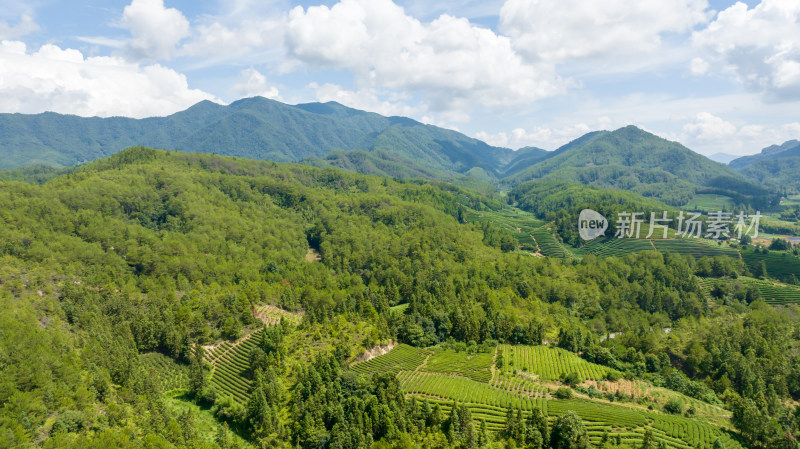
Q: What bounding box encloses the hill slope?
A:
[729,139,800,170]
[504,126,776,207]
[0,96,514,176]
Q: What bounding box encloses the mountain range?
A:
[0,96,782,207]
[726,140,800,192]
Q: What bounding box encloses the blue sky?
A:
[1,0,798,157]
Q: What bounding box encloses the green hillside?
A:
[3,147,800,448]
[729,139,800,170]
[505,126,777,207]
[354,344,744,449]
[0,97,516,177]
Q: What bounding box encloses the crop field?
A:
[389,303,410,314]
[349,344,743,449]
[206,331,260,403]
[651,239,740,259]
[253,304,302,326]
[498,344,620,381]
[398,370,548,412]
[140,352,190,392]
[464,207,544,252]
[575,237,656,257]
[569,236,740,261]
[422,348,493,382]
[742,249,800,283]
[699,276,800,305]
[350,344,429,375]
[404,381,742,449]
[490,372,549,398]
[683,194,735,212]
[531,227,575,258]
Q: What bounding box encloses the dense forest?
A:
[2,147,800,448]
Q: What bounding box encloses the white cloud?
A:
[680,112,800,155]
[180,18,284,66]
[690,57,709,75]
[499,0,711,63]
[0,40,218,118]
[231,68,281,100]
[285,0,567,117]
[682,112,737,141]
[693,0,800,101]
[122,0,190,60]
[0,14,38,39]
[476,122,594,150]
[309,82,418,118]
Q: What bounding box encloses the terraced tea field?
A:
[206,330,260,403]
[531,227,575,258]
[350,344,429,375]
[422,348,493,382]
[652,239,740,259]
[498,344,620,381]
[351,344,744,449]
[253,304,302,325]
[203,304,302,403]
[742,249,800,283]
[140,352,190,392]
[464,207,544,252]
[575,237,656,257]
[698,276,800,305]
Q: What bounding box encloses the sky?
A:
[1,0,799,157]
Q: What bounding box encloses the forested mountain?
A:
[2,147,800,448]
[729,140,800,170]
[0,97,516,175]
[727,140,800,192]
[1,99,783,209]
[504,126,776,207]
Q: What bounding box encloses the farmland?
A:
[347,344,744,448]
[742,248,800,283]
[140,352,190,393]
[651,239,740,259]
[531,226,575,258]
[575,237,656,257]
[206,331,260,403]
[699,276,800,305]
[350,343,429,375]
[683,194,736,212]
[464,207,544,252]
[498,344,620,381]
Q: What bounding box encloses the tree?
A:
[526,406,549,448]
[550,411,589,449]
[189,344,207,398]
[639,429,657,449]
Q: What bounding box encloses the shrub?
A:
[664,398,684,415]
[555,387,573,399]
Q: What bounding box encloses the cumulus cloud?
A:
[680,112,800,154]
[231,68,281,100]
[499,0,711,62]
[310,82,418,118]
[180,18,284,65]
[476,122,596,150]
[0,14,38,39]
[285,0,567,116]
[0,40,218,118]
[682,112,737,141]
[690,57,709,75]
[122,0,190,60]
[693,0,800,101]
